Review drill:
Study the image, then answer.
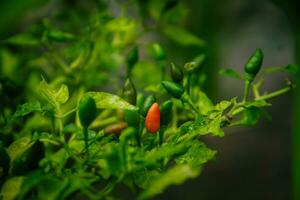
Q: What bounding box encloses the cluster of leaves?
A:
[0,0,297,199]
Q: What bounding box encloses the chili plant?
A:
[0,1,297,199]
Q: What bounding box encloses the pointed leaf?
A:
[86,92,138,110]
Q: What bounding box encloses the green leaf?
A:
[245,99,270,107]
[285,64,299,74]
[163,25,206,47]
[175,141,216,168]
[232,106,270,126]
[196,90,214,115]
[0,176,24,200]
[38,79,57,107]
[44,30,76,42]
[264,64,299,74]
[143,142,190,167]
[7,137,33,162]
[219,68,243,80]
[264,66,283,73]
[138,165,201,199]
[55,84,69,104]
[3,33,40,47]
[214,100,233,111]
[206,115,225,136]
[7,138,44,175]
[13,102,42,117]
[86,92,138,110]
[38,79,69,106]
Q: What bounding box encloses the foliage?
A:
[0,0,296,199]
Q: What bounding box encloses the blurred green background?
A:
[0,0,298,199]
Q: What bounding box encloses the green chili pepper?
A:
[170,63,184,83]
[124,110,140,126]
[126,45,139,75]
[243,49,264,101]
[161,81,184,99]
[78,96,97,155]
[123,78,137,105]
[142,95,156,116]
[137,93,145,110]
[159,100,173,125]
[244,48,263,78]
[150,43,166,61]
[78,96,97,128]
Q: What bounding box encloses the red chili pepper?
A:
[145,102,160,133]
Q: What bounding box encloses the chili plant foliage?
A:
[0,1,296,200]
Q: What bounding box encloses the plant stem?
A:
[243,79,251,102]
[55,107,78,118]
[230,85,294,118]
[182,93,201,116]
[158,127,165,146]
[83,127,89,156]
[256,85,294,101]
[138,116,144,147]
[186,74,191,95]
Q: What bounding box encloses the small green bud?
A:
[123,78,137,105]
[170,63,184,83]
[150,43,166,61]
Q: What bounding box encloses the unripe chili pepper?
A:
[161,81,184,99]
[137,93,145,110]
[243,49,264,101]
[124,110,139,126]
[150,43,166,61]
[122,78,137,105]
[159,100,173,125]
[78,96,97,155]
[145,102,160,133]
[126,45,139,75]
[142,95,156,116]
[244,48,263,78]
[78,96,97,128]
[170,63,183,83]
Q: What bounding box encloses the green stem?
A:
[256,85,294,101]
[230,85,294,117]
[55,107,78,118]
[158,127,166,146]
[182,93,201,116]
[186,74,192,95]
[243,79,251,102]
[83,127,89,156]
[138,116,144,147]
[160,61,166,81]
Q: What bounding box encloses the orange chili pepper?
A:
[145,102,160,133]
